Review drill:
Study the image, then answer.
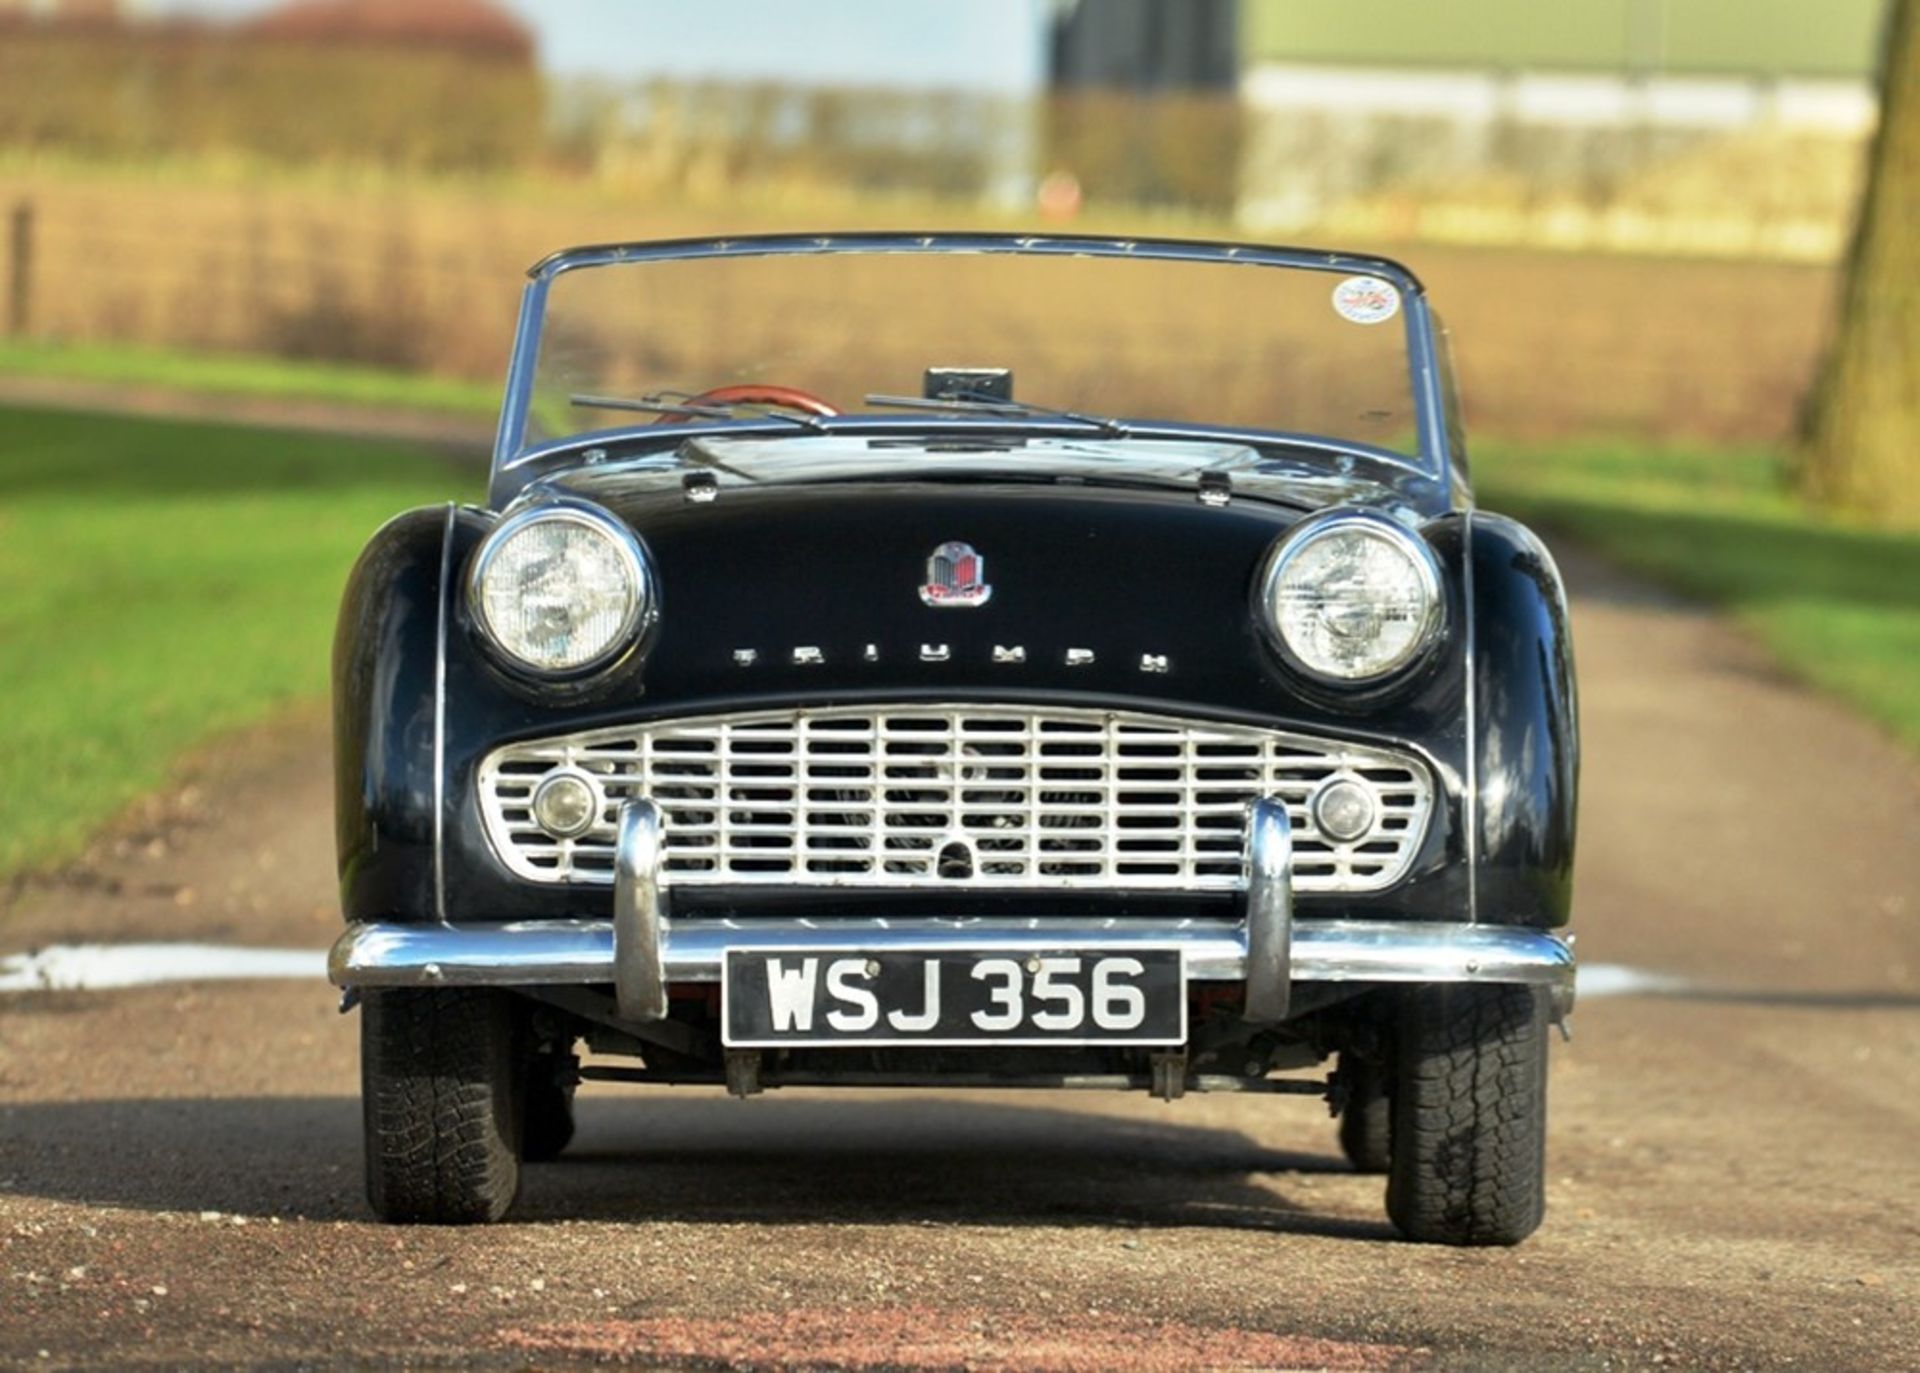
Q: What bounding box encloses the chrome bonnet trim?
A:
[330,917,1575,1003]
[1463,503,1480,924]
[432,502,456,924]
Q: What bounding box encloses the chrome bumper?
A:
[331,798,1576,1021]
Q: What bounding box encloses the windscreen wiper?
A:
[864,390,1130,439]
[571,392,827,432]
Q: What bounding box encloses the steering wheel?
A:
[651,383,840,424]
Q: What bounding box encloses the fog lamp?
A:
[1312,778,1376,843]
[531,772,599,839]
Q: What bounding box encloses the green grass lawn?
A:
[1475,441,1920,752]
[0,403,477,881]
[0,339,501,418]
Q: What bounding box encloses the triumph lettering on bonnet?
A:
[727,643,1169,672]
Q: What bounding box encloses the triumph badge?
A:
[919,541,992,608]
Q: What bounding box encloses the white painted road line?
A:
[0,943,326,992]
[0,942,1683,999]
[1575,963,1692,998]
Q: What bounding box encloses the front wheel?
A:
[1385,984,1548,1246]
[361,988,523,1224]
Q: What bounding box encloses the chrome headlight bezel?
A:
[468,499,655,680]
[1254,509,1446,686]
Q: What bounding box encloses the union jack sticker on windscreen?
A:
[1332,275,1401,325]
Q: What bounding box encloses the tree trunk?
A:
[1801,0,1919,523]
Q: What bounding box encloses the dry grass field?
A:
[0,160,1835,443]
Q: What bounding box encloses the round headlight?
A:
[1258,512,1443,683]
[471,503,652,676]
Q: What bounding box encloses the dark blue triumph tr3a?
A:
[328,233,1578,1244]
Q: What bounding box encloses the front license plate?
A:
[722,948,1186,1048]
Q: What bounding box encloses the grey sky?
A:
[147,0,1053,92]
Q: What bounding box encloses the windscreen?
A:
[523,248,1423,459]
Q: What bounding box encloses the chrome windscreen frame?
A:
[485,232,1455,507]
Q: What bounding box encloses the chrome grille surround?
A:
[477,705,1436,893]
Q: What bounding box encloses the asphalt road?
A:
[2,546,1916,1371]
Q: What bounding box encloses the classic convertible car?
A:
[328,233,1578,1244]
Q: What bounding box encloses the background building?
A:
[1049,0,1238,91]
[0,0,540,169]
[1236,0,1888,254]
[1044,0,1242,210]
[240,0,533,62]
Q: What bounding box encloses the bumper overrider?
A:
[329,798,1576,1022]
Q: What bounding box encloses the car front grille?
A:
[477,705,1435,893]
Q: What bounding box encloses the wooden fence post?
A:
[7,201,30,338]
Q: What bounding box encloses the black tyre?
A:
[1385,984,1548,1246]
[521,1053,578,1163]
[361,988,523,1224]
[1336,1054,1392,1174]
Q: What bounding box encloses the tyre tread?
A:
[362,988,521,1224]
[1386,984,1546,1246]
